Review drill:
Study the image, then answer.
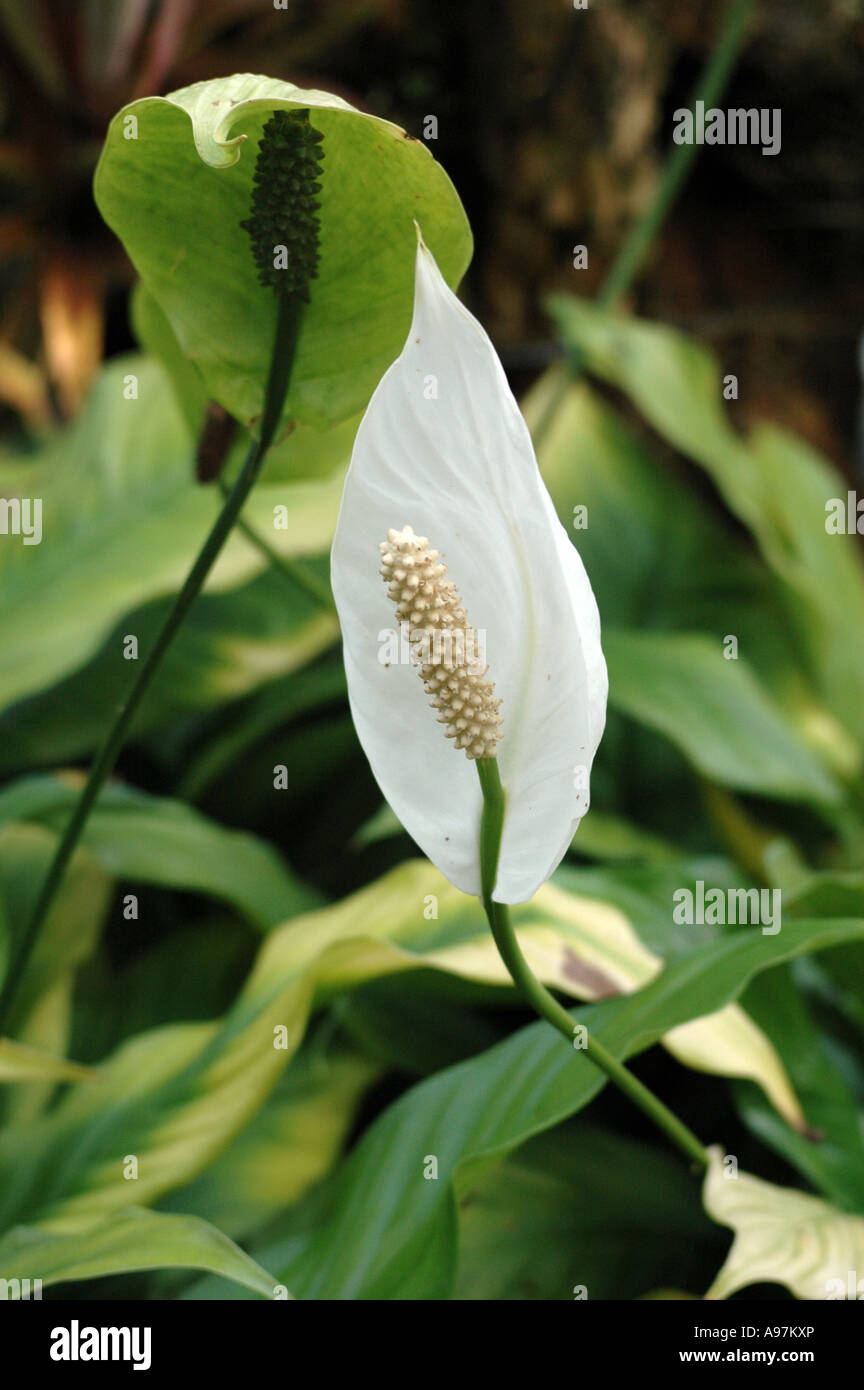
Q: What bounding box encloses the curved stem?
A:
[475,758,708,1169]
[0,294,304,1032]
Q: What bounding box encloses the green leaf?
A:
[73,920,257,1064]
[453,1124,718,1300]
[0,1207,280,1299]
[161,1046,378,1240]
[0,1040,97,1085]
[526,375,835,742]
[0,862,807,1235]
[132,282,362,483]
[605,629,840,805]
[0,1019,281,1230]
[786,866,864,921]
[0,821,109,1125]
[0,354,344,716]
[351,802,403,849]
[336,975,503,1079]
[0,571,339,779]
[703,1146,864,1300]
[547,296,864,751]
[568,809,679,863]
[547,296,750,501]
[94,74,472,430]
[177,661,346,802]
[130,284,209,438]
[782,869,864,1030]
[734,967,864,1212]
[272,914,864,1299]
[245,860,805,1128]
[0,774,319,929]
[0,980,73,1129]
[0,824,111,1036]
[526,376,761,635]
[523,372,852,837]
[745,426,864,749]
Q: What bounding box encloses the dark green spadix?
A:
[240,109,324,300]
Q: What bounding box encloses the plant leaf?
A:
[0,825,111,1038]
[161,1046,379,1239]
[0,862,812,1234]
[0,1039,97,1085]
[605,629,839,805]
[547,296,864,749]
[131,282,362,482]
[0,774,319,929]
[0,1207,280,1299]
[94,74,472,430]
[271,915,864,1299]
[703,1146,864,1300]
[734,967,864,1211]
[0,571,339,780]
[247,860,804,1128]
[453,1124,718,1301]
[0,355,344,716]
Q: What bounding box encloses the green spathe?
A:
[94,74,472,433]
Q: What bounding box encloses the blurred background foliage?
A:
[1,0,864,1301]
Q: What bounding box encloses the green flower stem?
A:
[532,0,755,449]
[475,757,708,1170]
[0,293,304,1032]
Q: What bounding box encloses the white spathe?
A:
[331,234,607,903]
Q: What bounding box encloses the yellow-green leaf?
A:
[0,1039,97,1084]
[0,1207,281,1299]
[0,862,802,1235]
[250,861,803,1129]
[704,1146,864,1300]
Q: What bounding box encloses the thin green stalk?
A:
[0,294,304,1031]
[218,479,334,609]
[598,0,755,310]
[475,758,708,1170]
[533,0,756,449]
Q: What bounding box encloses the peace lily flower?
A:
[332,234,710,1180]
[331,233,607,904]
